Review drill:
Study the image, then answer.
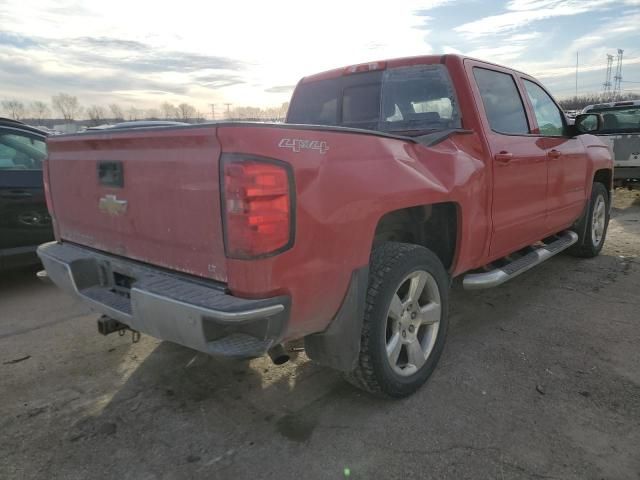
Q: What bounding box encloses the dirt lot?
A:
[1,190,639,480]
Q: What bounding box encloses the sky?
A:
[0,0,639,116]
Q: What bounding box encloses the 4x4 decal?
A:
[278,138,329,154]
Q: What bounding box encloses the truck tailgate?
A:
[45,126,227,282]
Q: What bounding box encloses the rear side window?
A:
[473,68,529,135]
[523,80,565,136]
[0,131,46,170]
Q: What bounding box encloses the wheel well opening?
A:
[594,169,612,196]
[372,203,458,270]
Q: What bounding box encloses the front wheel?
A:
[568,182,610,258]
[345,242,449,398]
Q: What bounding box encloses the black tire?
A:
[345,242,449,398]
[568,182,610,258]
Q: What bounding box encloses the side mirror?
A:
[573,113,604,134]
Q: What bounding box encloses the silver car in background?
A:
[583,100,640,189]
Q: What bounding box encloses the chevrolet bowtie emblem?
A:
[99,194,128,216]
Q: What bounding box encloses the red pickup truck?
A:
[39,54,613,397]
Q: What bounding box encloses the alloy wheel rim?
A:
[384,270,441,377]
[591,195,606,246]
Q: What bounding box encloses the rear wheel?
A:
[346,242,449,398]
[569,182,610,258]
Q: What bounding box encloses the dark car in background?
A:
[0,118,52,270]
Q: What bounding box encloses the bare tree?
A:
[109,103,124,121]
[279,102,290,120]
[558,92,640,111]
[145,108,159,120]
[126,106,141,121]
[30,101,51,122]
[177,103,196,121]
[52,93,82,121]
[87,105,106,126]
[160,102,176,120]
[1,99,26,120]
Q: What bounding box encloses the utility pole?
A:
[602,54,614,100]
[613,49,624,100]
[575,51,579,99]
[209,103,216,121]
[225,103,232,119]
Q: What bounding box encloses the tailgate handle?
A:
[0,190,33,199]
[98,161,124,188]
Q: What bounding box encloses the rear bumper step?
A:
[37,242,289,358]
[463,231,579,290]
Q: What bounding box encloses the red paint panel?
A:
[46,127,227,281]
[217,124,489,339]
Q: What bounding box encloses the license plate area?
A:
[112,271,135,298]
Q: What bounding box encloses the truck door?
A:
[469,64,549,258]
[0,128,51,266]
[520,78,589,230]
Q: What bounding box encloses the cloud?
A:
[75,36,147,51]
[264,85,296,94]
[53,36,244,74]
[0,31,246,108]
[569,12,640,51]
[0,54,189,95]
[195,73,245,89]
[468,45,529,62]
[506,32,541,42]
[0,31,40,49]
[454,0,631,39]
[443,46,463,55]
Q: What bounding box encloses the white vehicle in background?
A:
[583,100,640,189]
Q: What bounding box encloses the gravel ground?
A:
[1,190,639,480]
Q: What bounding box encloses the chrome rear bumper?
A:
[37,242,289,358]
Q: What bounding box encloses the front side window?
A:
[523,80,565,136]
[0,131,46,170]
[473,67,529,135]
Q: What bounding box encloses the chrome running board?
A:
[463,231,579,290]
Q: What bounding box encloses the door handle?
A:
[548,149,562,159]
[494,151,513,164]
[0,190,33,199]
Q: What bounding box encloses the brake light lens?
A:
[343,61,387,75]
[221,154,294,259]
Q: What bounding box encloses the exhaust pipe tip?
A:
[268,344,290,365]
[36,270,51,284]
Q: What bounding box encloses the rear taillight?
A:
[221,154,294,259]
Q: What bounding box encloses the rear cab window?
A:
[287,64,461,135]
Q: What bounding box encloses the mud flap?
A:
[304,266,369,372]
